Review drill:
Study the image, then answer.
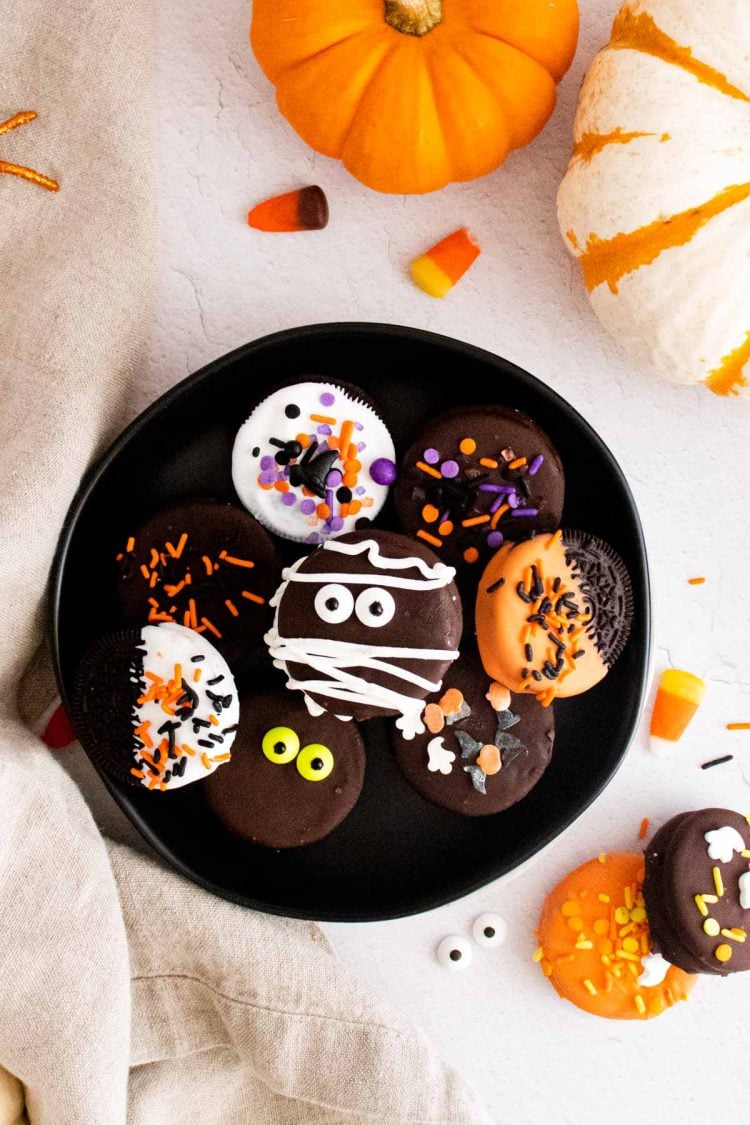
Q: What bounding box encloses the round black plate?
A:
[50,324,650,922]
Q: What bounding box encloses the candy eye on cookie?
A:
[355,586,395,627]
[260,726,335,781]
[314,583,354,624]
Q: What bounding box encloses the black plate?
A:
[50,323,650,922]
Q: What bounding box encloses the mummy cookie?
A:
[205,690,366,848]
[73,622,239,791]
[232,381,396,543]
[536,852,696,1020]
[395,407,564,576]
[265,530,462,736]
[391,650,555,815]
[115,500,280,662]
[476,530,633,704]
[643,809,750,976]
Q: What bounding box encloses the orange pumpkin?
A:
[250,0,580,194]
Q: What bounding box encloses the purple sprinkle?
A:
[355,486,366,496]
[512,508,539,518]
[306,532,320,544]
[357,441,366,452]
[317,424,332,436]
[423,448,440,465]
[300,499,316,515]
[281,492,296,507]
[319,391,335,407]
[259,470,277,486]
[490,495,507,513]
[326,469,343,487]
[479,484,515,494]
[355,421,364,431]
[440,511,450,524]
[325,489,334,512]
[508,492,520,509]
[487,531,504,549]
[528,454,544,476]
[329,517,344,532]
[441,460,459,479]
[260,455,274,471]
[370,457,397,486]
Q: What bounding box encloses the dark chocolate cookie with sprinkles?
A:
[394,407,564,579]
[115,500,280,664]
[644,809,750,977]
[205,689,366,848]
[390,649,554,816]
[73,622,240,791]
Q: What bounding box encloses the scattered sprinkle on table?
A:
[687,577,706,585]
[726,723,750,731]
[701,755,734,770]
[638,817,650,839]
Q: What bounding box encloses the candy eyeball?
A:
[296,742,334,781]
[314,583,354,624]
[436,935,473,972]
[472,913,507,949]
[262,726,300,764]
[355,587,396,628]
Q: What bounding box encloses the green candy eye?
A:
[296,743,334,782]
[262,726,300,764]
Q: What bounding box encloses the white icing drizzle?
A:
[637,951,671,989]
[739,871,750,910]
[704,826,746,864]
[427,736,455,775]
[133,623,239,791]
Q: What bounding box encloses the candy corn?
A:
[650,669,706,755]
[410,227,480,298]
[247,185,328,232]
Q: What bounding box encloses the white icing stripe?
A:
[283,570,454,591]
[265,629,457,739]
[322,538,456,582]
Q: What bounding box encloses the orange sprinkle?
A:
[416,460,442,480]
[202,556,213,575]
[422,504,440,524]
[727,723,750,730]
[546,530,563,549]
[173,533,188,558]
[424,703,445,734]
[310,414,336,424]
[189,599,198,628]
[688,577,705,585]
[149,548,159,569]
[208,714,219,726]
[479,458,498,469]
[165,541,179,558]
[638,817,650,840]
[297,432,311,448]
[125,536,135,552]
[464,547,479,564]
[193,668,202,682]
[222,555,255,568]
[241,590,265,604]
[462,515,490,528]
[339,420,355,458]
[459,437,476,455]
[130,768,145,780]
[212,753,232,763]
[438,521,453,537]
[225,599,239,617]
[274,480,290,493]
[417,530,442,549]
[508,457,527,470]
[140,564,151,581]
[201,617,222,639]
[316,503,331,520]
[149,572,158,588]
[182,744,196,757]
[342,473,357,488]
[201,752,212,771]
[165,580,186,597]
[490,504,509,529]
[349,500,362,515]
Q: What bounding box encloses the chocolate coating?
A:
[394,406,564,577]
[73,628,146,785]
[204,691,365,848]
[115,500,280,663]
[269,530,463,724]
[391,650,554,816]
[644,809,750,976]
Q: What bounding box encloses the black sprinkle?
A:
[527,613,545,625]
[539,598,553,614]
[173,757,187,777]
[532,670,543,682]
[530,565,544,600]
[163,770,172,784]
[572,649,585,660]
[197,739,214,749]
[284,403,300,419]
[251,446,260,457]
[269,437,286,448]
[521,668,529,679]
[153,747,162,763]
[516,583,533,604]
[222,724,238,734]
[158,720,180,734]
[192,718,211,730]
[209,733,224,744]
[552,577,561,593]
[190,654,205,663]
[542,663,559,680]
[549,634,566,652]
[524,644,533,662]
[701,755,734,770]
[207,675,225,686]
[486,577,505,594]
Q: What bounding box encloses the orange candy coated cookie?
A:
[535,853,696,1019]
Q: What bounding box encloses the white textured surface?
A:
[146,3,750,1121]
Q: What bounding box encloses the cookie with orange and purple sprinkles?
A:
[115,500,280,664]
[394,406,564,578]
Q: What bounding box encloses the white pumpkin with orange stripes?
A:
[558,0,750,397]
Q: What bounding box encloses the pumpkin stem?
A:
[384,0,442,36]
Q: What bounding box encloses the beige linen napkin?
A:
[0,3,490,1123]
